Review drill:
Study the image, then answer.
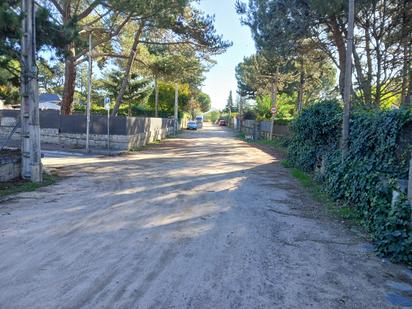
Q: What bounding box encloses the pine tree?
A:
[225,91,234,115]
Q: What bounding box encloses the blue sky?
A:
[197,0,256,110]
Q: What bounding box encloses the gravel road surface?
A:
[0,124,411,308]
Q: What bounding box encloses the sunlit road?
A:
[0,123,404,308]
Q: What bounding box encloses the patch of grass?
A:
[290,168,327,203]
[254,138,285,149]
[0,172,57,198]
[280,159,292,168]
[237,133,288,154]
[238,130,361,225]
[286,166,362,225]
[291,168,312,188]
[237,132,246,140]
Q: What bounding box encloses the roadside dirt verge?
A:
[0,124,411,308]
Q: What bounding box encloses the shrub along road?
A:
[0,124,411,308]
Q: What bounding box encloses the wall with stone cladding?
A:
[0,151,21,181]
[0,111,175,151]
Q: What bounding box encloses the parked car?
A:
[218,119,227,126]
[187,120,198,130]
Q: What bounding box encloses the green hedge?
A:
[288,100,412,265]
[288,100,342,171]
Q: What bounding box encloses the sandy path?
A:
[0,124,410,308]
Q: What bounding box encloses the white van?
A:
[195,115,203,129]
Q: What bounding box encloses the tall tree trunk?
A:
[341,0,354,157]
[406,52,412,106]
[154,78,159,117]
[375,46,382,106]
[60,4,76,116]
[400,0,411,106]
[353,46,371,104]
[112,23,145,116]
[401,46,409,104]
[374,0,387,107]
[190,97,196,120]
[270,67,278,109]
[297,57,305,113]
[329,17,346,98]
[61,44,76,115]
[364,20,373,103]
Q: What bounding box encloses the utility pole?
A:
[86,31,92,152]
[174,83,178,135]
[341,0,355,157]
[21,0,42,182]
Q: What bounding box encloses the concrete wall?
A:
[0,110,176,151]
[0,152,21,182]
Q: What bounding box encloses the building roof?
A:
[39,93,61,103]
[39,102,61,111]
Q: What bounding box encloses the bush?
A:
[288,99,342,171]
[287,100,412,265]
[243,109,257,120]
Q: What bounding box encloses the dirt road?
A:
[0,124,411,308]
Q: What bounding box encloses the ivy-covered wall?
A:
[287,100,412,265]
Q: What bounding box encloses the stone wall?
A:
[0,111,176,151]
[0,151,21,182]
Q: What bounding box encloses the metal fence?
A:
[240,119,290,140]
[0,110,175,136]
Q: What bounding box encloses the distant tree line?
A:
[235,0,412,119]
[0,0,230,117]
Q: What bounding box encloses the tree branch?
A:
[49,0,64,16]
[82,10,112,28]
[75,53,129,65]
[77,0,101,21]
[138,40,205,48]
[74,13,132,61]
